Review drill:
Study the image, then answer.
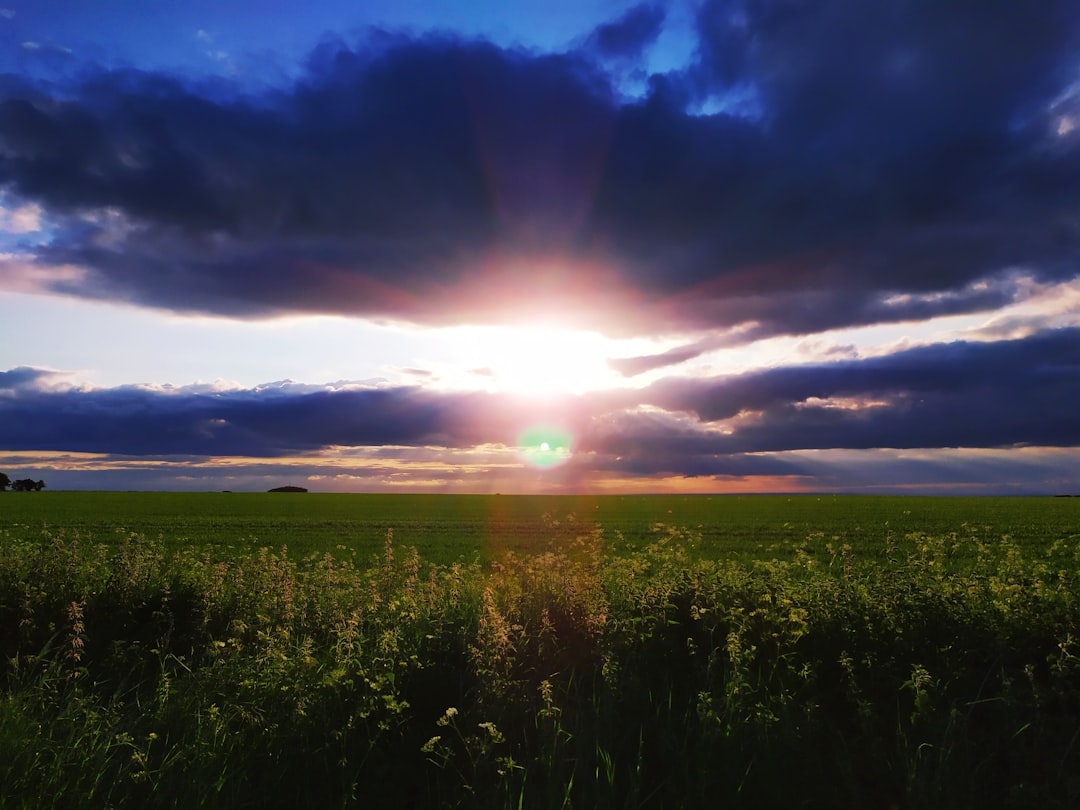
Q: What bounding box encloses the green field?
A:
[1,493,1079,808]
[4,492,1079,563]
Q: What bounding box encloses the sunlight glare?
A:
[456,324,626,394]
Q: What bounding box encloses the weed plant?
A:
[1,524,1078,808]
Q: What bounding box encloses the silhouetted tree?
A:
[0,472,9,491]
[11,478,45,492]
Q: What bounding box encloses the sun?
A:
[467,324,621,395]
[423,320,662,397]
[424,324,607,469]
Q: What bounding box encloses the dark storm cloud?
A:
[577,407,804,478]
[644,328,1080,451]
[0,380,594,457]
[693,0,1075,147]
[0,2,1077,337]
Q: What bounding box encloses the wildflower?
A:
[420,736,442,753]
[478,721,505,743]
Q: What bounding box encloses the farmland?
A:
[1,493,1079,808]
[3,491,1078,563]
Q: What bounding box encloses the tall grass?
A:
[1,524,1078,807]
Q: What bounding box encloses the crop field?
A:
[3,491,1079,564]
[1,493,1079,808]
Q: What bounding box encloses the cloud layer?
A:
[3,330,1077,484]
[1,1,1077,339]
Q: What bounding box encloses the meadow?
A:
[1,493,1079,807]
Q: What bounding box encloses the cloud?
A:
[692,0,1078,140]
[642,327,1080,451]
[3,328,1079,494]
[608,344,708,377]
[2,330,1078,482]
[19,40,73,57]
[0,375,596,457]
[608,326,760,376]
[0,199,43,233]
[586,3,665,60]
[0,6,1077,340]
[0,366,62,390]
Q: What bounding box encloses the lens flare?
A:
[516,425,573,468]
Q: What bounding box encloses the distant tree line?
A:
[0,473,45,491]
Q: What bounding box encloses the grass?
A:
[0,493,1078,807]
[3,491,1079,564]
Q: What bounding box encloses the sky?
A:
[1,0,1079,495]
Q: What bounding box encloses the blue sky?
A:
[1,0,1079,494]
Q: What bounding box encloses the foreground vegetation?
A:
[2,513,1079,807]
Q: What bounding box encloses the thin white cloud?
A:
[20,40,73,54]
[0,9,15,20]
[194,28,232,68]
